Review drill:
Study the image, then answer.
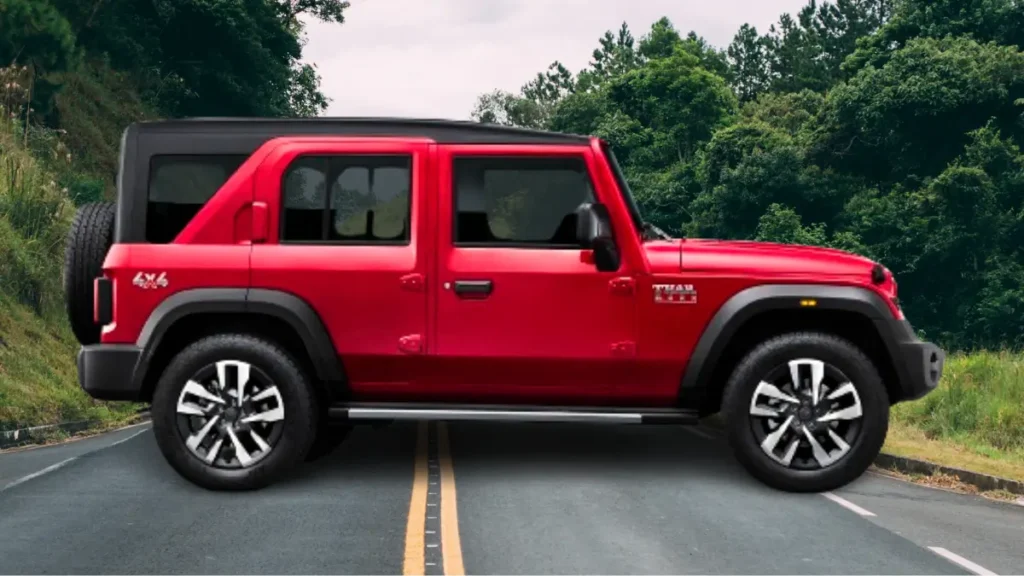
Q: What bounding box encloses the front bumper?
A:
[77,345,145,401]
[876,319,945,402]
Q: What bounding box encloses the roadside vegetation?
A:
[889,351,1024,481]
[1,0,1022,483]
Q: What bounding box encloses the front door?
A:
[429,145,638,405]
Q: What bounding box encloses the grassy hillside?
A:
[0,69,140,432]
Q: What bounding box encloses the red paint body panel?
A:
[251,139,433,390]
[99,134,901,407]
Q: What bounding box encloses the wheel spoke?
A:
[780,437,800,467]
[225,427,253,467]
[241,406,284,424]
[176,401,207,417]
[826,382,856,400]
[181,380,225,406]
[185,415,220,451]
[750,405,782,418]
[801,425,836,467]
[752,381,800,404]
[214,360,250,402]
[818,403,863,423]
[761,415,795,455]
[204,436,225,464]
[250,386,281,403]
[789,359,825,404]
[250,429,271,452]
[828,428,850,453]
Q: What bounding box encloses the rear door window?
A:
[146,155,247,243]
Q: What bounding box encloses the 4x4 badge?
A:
[133,272,168,290]
[653,283,697,304]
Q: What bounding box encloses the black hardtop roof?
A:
[130,116,592,145]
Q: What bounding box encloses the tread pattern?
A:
[63,202,116,345]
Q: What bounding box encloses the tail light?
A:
[94,276,113,326]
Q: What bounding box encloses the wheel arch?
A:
[133,288,347,402]
[678,284,906,415]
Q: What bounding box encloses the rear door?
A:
[250,138,433,395]
[428,144,640,404]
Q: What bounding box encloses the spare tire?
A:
[63,202,116,346]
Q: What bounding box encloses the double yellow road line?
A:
[403,421,464,575]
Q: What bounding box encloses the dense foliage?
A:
[472,0,1024,352]
[0,0,346,190]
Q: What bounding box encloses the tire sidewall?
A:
[724,333,889,492]
[151,335,318,490]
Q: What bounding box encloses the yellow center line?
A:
[403,421,429,575]
[438,422,465,576]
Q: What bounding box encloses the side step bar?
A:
[328,403,699,425]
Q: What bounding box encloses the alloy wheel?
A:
[748,358,864,470]
[175,360,286,469]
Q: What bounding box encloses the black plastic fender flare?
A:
[677,283,910,410]
[133,287,346,393]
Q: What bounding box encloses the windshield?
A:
[599,140,672,241]
[599,140,644,234]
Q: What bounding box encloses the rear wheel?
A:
[722,332,889,493]
[63,202,115,345]
[151,334,318,491]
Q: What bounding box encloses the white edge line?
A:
[822,491,876,517]
[928,547,998,576]
[1,457,78,492]
[106,428,150,448]
[683,427,715,440]
[0,425,151,494]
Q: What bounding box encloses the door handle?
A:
[453,280,493,299]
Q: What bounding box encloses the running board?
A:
[328,403,699,425]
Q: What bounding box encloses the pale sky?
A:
[300,0,809,120]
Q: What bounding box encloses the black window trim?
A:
[278,152,414,246]
[450,153,601,250]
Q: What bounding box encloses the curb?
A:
[698,416,1023,497]
[0,407,151,451]
[0,420,98,450]
[874,453,1024,496]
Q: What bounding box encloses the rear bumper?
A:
[876,319,945,402]
[77,345,145,401]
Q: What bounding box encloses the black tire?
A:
[151,334,319,491]
[63,202,116,346]
[305,422,352,462]
[721,332,889,493]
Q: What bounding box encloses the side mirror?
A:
[575,202,620,272]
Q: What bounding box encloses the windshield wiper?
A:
[643,221,673,241]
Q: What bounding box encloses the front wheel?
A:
[721,332,889,493]
[151,334,319,491]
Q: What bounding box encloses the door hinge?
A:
[610,341,636,357]
[399,273,425,292]
[609,276,635,296]
[398,334,423,354]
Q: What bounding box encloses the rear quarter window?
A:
[146,155,247,243]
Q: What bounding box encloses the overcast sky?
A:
[300,0,809,120]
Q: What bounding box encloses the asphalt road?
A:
[1,420,1021,575]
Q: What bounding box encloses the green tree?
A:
[0,0,77,118]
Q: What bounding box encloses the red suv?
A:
[64,118,944,492]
